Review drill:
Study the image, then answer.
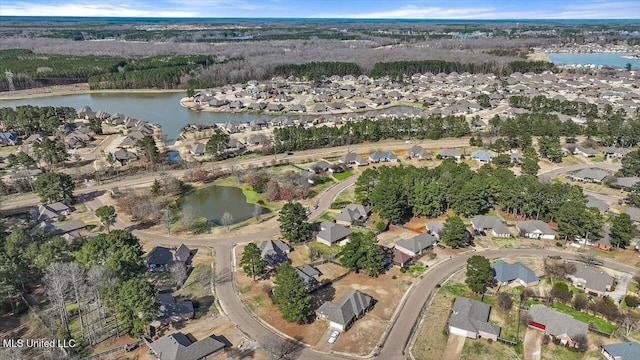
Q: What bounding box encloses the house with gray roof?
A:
[30,220,86,237]
[189,142,206,156]
[586,195,609,213]
[147,332,226,360]
[395,233,437,257]
[611,177,640,190]
[437,148,462,160]
[146,244,191,271]
[624,207,640,224]
[491,260,539,287]
[567,168,611,183]
[470,150,495,164]
[339,151,369,166]
[604,147,632,159]
[567,264,614,296]
[447,297,501,340]
[257,240,291,267]
[406,145,432,160]
[574,145,599,158]
[369,150,398,163]
[426,221,445,239]
[295,264,321,288]
[515,220,556,240]
[528,305,588,348]
[601,341,640,360]
[471,215,511,238]
[335,204,369,226]
[152,294,194,327]
[317,221,352,246]
[31,202,71,222]
[316,290,374,332]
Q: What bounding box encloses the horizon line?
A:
[1,16,639,21]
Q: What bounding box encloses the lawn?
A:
[407,264,427,276]
[175,263,212,298]
[550,302,616,334]
[334,185,355,204]
[309,241,342,258]
[332,170,354,181]
[319,212,335,221]
[440,282,469,297]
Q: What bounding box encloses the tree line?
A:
[370,59,553,79]
[273,116,470,152]
[0,105,76,136]
[273,61,363,80]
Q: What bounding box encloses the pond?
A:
[179,185,267,225]
[167,150,183,164]
[546,52,640,68]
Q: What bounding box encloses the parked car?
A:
[437,244,446,249]
[328,331,340,344]
[286,152,294,155]
[124,343,139,352]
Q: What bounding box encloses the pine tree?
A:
[440,216,468,248]
[241,243,265,281]
[272,262,310,323]
[465,255,495,294]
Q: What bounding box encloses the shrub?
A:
[375,221,388,232]
[556,241,563,247]
[329,200,351,210]
[624,295,640,308]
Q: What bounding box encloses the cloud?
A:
[0,1,199,17]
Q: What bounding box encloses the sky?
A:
[0,0,638,19]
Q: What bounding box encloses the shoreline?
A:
[0,83,185,100]
[527,52,550,63]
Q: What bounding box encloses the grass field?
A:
[309,241,342,258]
[332,170,354,181]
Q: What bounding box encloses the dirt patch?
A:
[289,245,311,267]
[524,328,544,360]
[443,334,466,360]
[330,317,386,354]
[316,262,349,282]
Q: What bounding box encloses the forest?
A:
[0,49,218,91]
[355,161,604,242]
[272,115,471,152]
[0,105,77,136]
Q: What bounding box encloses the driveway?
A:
[607,273,632,304]
[442,334,466,360]
[524,328,544,360]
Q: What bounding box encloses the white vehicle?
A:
[328,331,339,344]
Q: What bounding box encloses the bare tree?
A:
[619,310,640,336]
[66,262,88,340]
[543,258,576,284]
[86,266,108,328]
[162,209,175,234]
[182,204,195,232]
[573,293,588,311]
[252,203,262,223]
[262,334,304,360]
[221,211,233,231]
[170,262,188,289]
[573,333,588,353]
[43,262,71,338]
[497,292,513,311]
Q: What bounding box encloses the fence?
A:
[497,337,518,346]
[588,326,614,338]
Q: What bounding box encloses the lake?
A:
[547,52,640,69]
[0,92,270,145]
[179,185,266,225]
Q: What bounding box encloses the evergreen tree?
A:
[278,203,312,243]
[521,146,540,176]
[33,172,75,205]
[619,150,640,177]
[465,255,495,294]
[115,277,158,336]
[95,205,117,233]
[339,232,386,277]
[628,182,640,207]
[241,243,265,280]
[272,262,310,323]
[440,216,468,248]
[610,213,635,248]
[206,133,230,160]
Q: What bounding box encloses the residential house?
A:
[0,132,19,146]
[574,145,599,158]
[624,207,640,224]
[586,195,609,214]
[528,305,588,348]
[392,248,413,267]
[113,149,138,166]
[368,150,398,163]
[23,134,43,145]
[152,294,194,327]
[470,150,495,164]
[309,160,332,174]
[295,264,321,288]
[394,233,437,257]
[425,221,444,239]
[567,264,614,296]
[289,104,306,113]
[257,240,291,267]
[567,168,611,183]
[248,102,267,111]
[335,204,369,226]
[190,142,206,156]
[147,332,226,360]
[229,100,245,109]
[611,177,640,190]
[339,152,369,167]
[447,297,501,340]
[437,148,462,160]
[350,101,367,110]
[30,220,86,237]
[601,341,640,360]
[406,145,432,160]
[267,103,285,112]
[515,220,556,240]
[470,215,512,238]
[9,168,42,182]
[146,244,191,271]
[208,98,228,107]
[246,134,267,146]
[316,290,374,332]
[491,260,539,287]
[31,202,71,222]
[604,147,632,159]
[329,163,349,174]
[316,221,351,246]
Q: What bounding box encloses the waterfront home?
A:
[515,220,556,240]
[567,264,614,296]
[316,221,351,246]
[335,204,369,226]
[190,142,206,156]
[147,332,226,360]
[247,102,267,111]
[447,297,501,340]
[267,103,285,112]
[491,260,539,287]
[470,215,511,238]
[113,149,138,166]
[146,244,191,271]
[528,305,588,348]
[289,104,306,113]
[316,290,374,332]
